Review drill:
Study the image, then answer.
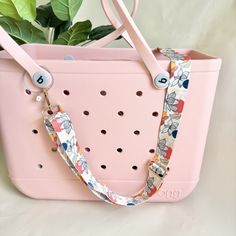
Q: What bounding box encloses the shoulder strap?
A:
[44,49,191,206]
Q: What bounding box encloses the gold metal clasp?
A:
[148,160,169,178]
[41,89,62,119]
[42,89,52,110]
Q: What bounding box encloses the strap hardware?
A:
[42,105,62,120]
[154,73,170,89]
[42,89,52,110]
[148,160,169,178]
[41,90,62,119]
[32,71,52,89]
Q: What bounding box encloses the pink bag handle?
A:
[88,0,139,47]
[0,0,169,89]
[0,26,53,89]
[89,0,170,89]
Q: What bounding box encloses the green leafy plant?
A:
[0,0,118,46]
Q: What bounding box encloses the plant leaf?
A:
[0,16,47,44]
[0,0,21,20]
[0,0,36,22]
[54,20,72,41]
[36,3,66,28]
[12,0,36,21]
[54,20,92,45]
[51,0,83,21]
[89,25,122,41]
[36,3,72,41]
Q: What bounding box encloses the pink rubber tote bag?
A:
[0,0,222,206]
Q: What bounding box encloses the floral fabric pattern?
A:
[44,48,191,206]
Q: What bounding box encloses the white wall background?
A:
[0,0,235,236]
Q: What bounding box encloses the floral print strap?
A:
[43,49,191,206]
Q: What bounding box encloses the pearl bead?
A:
[36,95,42,102]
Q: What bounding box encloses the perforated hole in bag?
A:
[85,147,91,152]
[63,90,70,96]
[101,129,107,135]
[25,89,31,95]
[117,148,123,153]
[32,129,38,134]
[83,111,90,116]
[132,165,138,170]
[48,110,53,115]
[38,164,43,169]
[136,91,143,96]
[100,90,107,96]
[101,165,107,170]
[152,111,159,117]
[134,130,140,135]
[149,149,155,154]
[118,111,124,116]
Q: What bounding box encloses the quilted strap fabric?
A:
[44,49,191,206]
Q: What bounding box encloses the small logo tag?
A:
[154,73,170,89]
[37,76,44,84]
[32,71,50,88]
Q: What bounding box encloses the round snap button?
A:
[32,71,51,88]
[154,73,170,89]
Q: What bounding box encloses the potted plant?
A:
[0,0,118,48]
